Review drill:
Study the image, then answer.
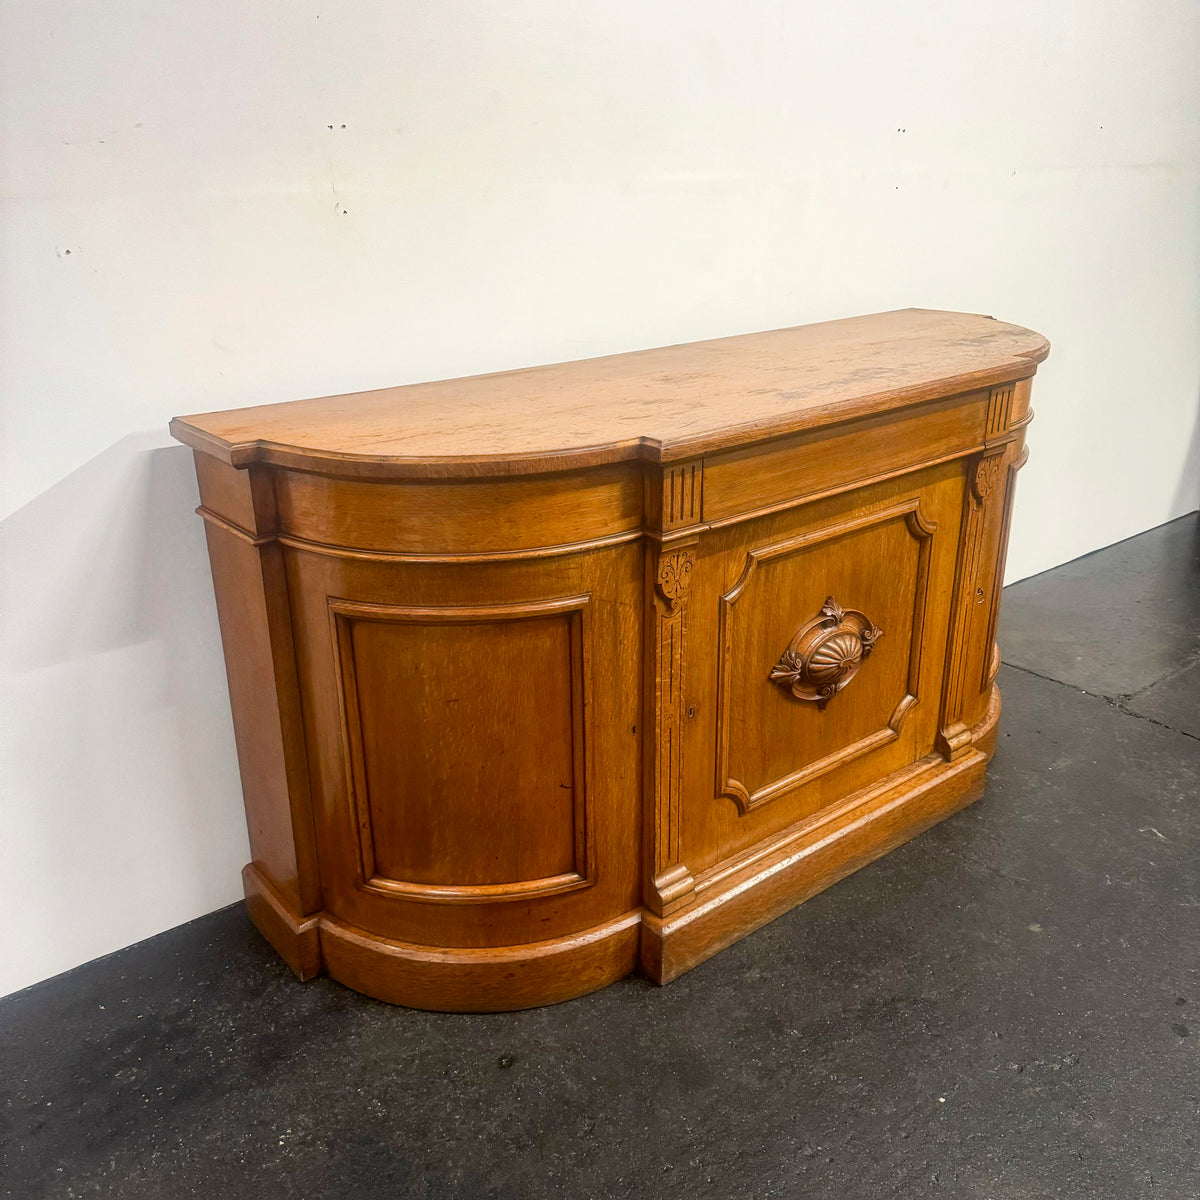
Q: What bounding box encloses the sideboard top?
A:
[171,308,1048,479]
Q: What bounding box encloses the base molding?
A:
[641,684,1000,984]
[640,748,986,984]
[242,862,322,981]
[241,688,1002,1009]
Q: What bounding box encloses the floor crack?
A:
[1121,650,1200,702]
[1001,660,1200,743]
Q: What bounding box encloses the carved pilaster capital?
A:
[656,549,695,611]
[971,452,1005,505]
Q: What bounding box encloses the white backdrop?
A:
[3,1,1198,996]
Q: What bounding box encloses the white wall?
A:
[3,1,1198,996]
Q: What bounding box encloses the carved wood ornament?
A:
[971,452,1005,504]
[769,596,883,709]
[648,544,698,915]
[656,549,695,609]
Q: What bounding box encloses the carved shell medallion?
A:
[768,596,882,709]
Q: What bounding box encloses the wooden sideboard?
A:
[171,308,1049,1011]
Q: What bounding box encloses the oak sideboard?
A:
[171,308,1049,1011]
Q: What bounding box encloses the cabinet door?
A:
[680,462,965,875]
[283,543,643,948]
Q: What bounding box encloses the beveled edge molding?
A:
[364,871,591,906]
[277,527,642,564]
[327,592,596,905]
[196,505,275,547]
[716,499,936,815]
[985,641,1002,690]
[318,909,641,1012]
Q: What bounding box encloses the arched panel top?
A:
[171,309,1049,482]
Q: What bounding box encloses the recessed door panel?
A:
[681,464,965,875]
[284,539,643,950]
[717,501,932,812]
[330,596,591,903]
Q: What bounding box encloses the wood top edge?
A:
[171,309,1049,479]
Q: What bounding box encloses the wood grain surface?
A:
[172,309,1048,479]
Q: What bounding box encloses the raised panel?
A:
[330,595,593,903]
[716,501,934,813]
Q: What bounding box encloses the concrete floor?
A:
[3,514,1198,1200]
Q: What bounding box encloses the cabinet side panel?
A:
[196,458,320,915]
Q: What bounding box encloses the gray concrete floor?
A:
[3,514,1198,1200]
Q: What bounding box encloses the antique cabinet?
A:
[171,308,1049,1011]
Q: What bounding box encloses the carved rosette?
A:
[769,596,882,709]
[656,549,695,610]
